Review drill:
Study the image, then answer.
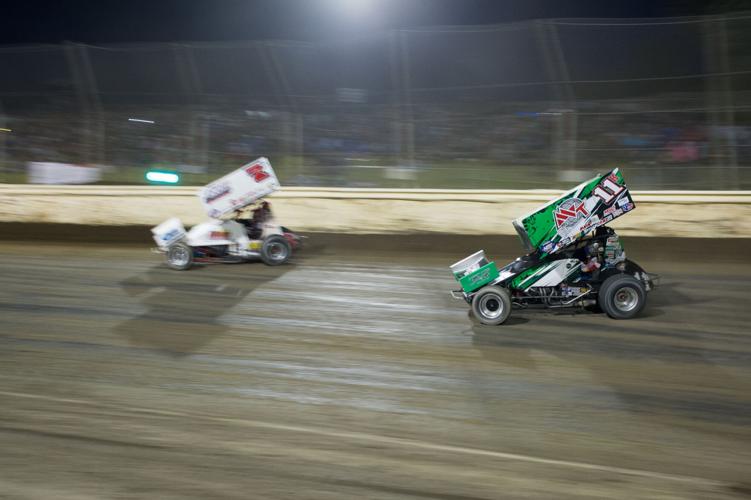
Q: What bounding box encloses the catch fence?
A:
[2,14,751,189]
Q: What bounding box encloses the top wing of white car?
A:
[197,157,280,219]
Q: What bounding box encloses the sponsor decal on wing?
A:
[204,182,231,204]
[554,198,589,229]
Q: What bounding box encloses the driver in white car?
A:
[233,201,272,239]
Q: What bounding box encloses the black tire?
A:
[598,274,646,319]
[471,286,512,325]
[260,235,292,266]
[166,242,193,271]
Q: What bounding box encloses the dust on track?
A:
[1,240,750,499]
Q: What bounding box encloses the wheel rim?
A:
[267,242,288,262]
[169,246,190,266]
[613,286,639,312]
[479,294,504,319]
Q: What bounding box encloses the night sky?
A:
[0,0,729,45]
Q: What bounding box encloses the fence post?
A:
[703,16,739,189]
[703,18,722,188]
[80,45,105,166]
[398,30,416,174]
[175,43,205,169]
[63,43,90,165]
[389,30,403,169]
[0,98,6,177]
[295,112,304,179]
[535,20,577,172]
[718,16,739,188]
[262,41,302,176]
[64,43,105,166]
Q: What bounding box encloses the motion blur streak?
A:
[0,390,726,487]
[1,241,750,499]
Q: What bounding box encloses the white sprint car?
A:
[151,157,303,270]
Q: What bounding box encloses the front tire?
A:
[598,274,646,319]
[471,286,512,325]
[166,242,193,270]
[260,235,292,266]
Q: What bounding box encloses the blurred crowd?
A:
[2,96,747,184]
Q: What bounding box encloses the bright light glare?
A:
[335,0,374,16]
[0,128,11,133]
[146,171,179,184]
[128,118,155,124]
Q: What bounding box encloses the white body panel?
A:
[450,250,487,277]
[187,220,239,247]
[526,258,581,290]
[259,219,284,238]
[187,220,251,255]
[152,216,287,255]
[151,217,186,248]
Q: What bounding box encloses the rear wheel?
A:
[598,274,646,319]
[471,286,512,325]
[166,242,193,270]
[260,235,292,266]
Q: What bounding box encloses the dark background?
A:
[0,0,745,45]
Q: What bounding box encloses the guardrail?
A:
[1,185,750,237]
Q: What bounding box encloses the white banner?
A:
[27,162,101,185]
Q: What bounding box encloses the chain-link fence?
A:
[2,14,751,189]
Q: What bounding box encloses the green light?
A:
[146,170,180,184]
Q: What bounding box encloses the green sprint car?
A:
[450,169,658,325]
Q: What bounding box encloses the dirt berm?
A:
[1,222,747,263]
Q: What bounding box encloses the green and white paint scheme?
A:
[513,168,634,257]
[450,250,500,293]
[450,169,635,295]
[509,258,582,291]
[458,261,499,292]
[452,255,583,294]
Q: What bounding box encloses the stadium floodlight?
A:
[146,170,180,184]
[333,0,374,17]
[128,118,155,124]
[0,128,11,132]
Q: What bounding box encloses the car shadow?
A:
[114,262,294,356]
[467,277,751,429]
[647,280,709,307]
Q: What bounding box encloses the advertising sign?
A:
[28,162,101,184]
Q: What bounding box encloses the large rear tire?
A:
[598,274,646,319]
[260,235,292,266]
[471,286,512,325]
[166,242,193,271]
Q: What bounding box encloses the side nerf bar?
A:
[646,272,661,290]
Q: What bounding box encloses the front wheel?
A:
[166,242,193,270]
[260,235,292,266]
[598,274,646,319]
[471,286,512,325]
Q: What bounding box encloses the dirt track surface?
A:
[1,240,751,499]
